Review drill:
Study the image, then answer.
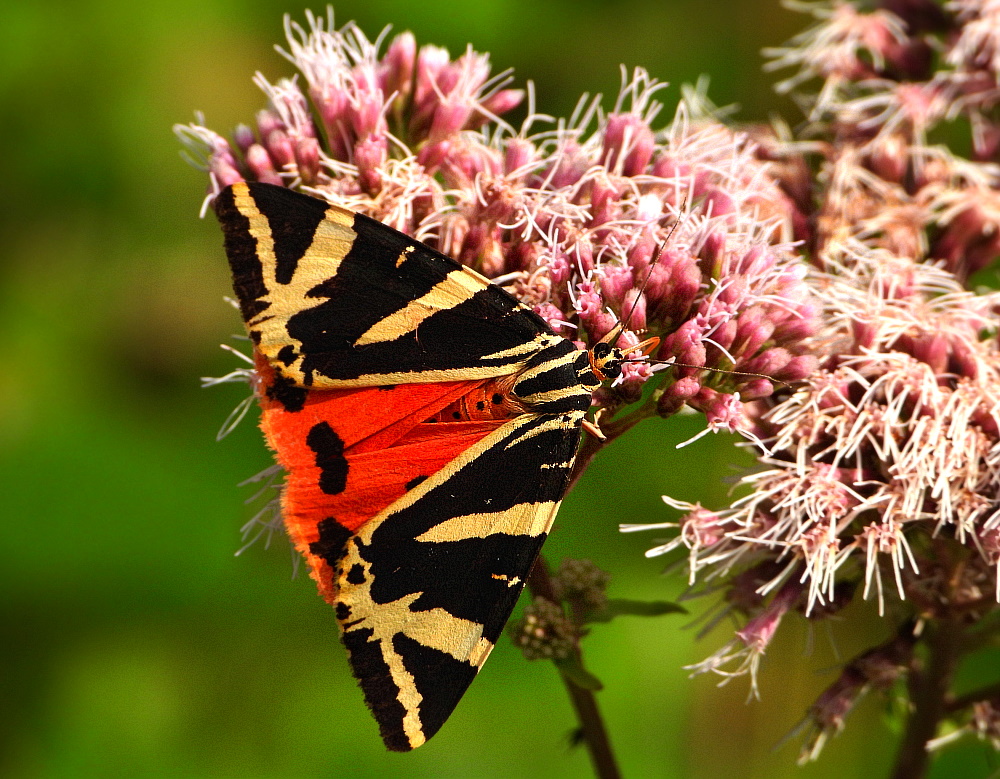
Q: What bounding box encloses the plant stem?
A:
[889,620,962,779]
[946,680,1000,714]
[566,400,657,494]
[528,556,621,779]
[518,400,656,777]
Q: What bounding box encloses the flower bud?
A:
[658,376,701,416]
[510,598,576,661]
[380,31,417,108]
[602,113,655,176]
[354,136,388,194]
[504,138,536,176]
[233,124,256,153]
[295,136,322,185]
[245,143,283,185]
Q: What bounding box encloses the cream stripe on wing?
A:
[415,502,560,543]
[399,607,493,664]
[515,386,592,406]
[480,333,555,361]
[354,266,489,346]
[232,184,356,376]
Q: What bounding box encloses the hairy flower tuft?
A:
[623,0,1000,762]
[177,12,814,428]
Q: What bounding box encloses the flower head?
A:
[177,13,816,426]
[624,0,1000,761]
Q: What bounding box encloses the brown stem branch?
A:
[889,621,963,779]
[946,681,1000,714]
[527,557,621,779]
[516,398,657,777]
[566,400,658,495]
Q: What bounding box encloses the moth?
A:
[214,181,646,750]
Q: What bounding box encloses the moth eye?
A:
[601,359,622,380]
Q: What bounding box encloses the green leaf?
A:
[584,598,687,624]
[555,656,604,690]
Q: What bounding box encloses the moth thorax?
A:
[431,374,527,423]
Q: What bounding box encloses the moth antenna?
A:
[646,359,793,390]
[598,241,664,347]
[599,204,686,347]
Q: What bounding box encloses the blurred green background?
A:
[1,0,992,777]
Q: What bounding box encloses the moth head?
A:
[589,340,623,382]
[589,335,660,384]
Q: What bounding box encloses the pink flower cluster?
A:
[625,0,1000,763]
[176,9,816,424]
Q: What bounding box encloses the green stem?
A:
[528,557,621,779]
[889,620,963,779]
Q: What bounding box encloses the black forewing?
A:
[293,209,554,381]
[217,182,556,384]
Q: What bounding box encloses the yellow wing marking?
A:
[480,333,556,361]
[231,182,356,380]
[415,502,559,542]
[354,266,489,346]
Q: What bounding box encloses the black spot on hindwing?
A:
[266,373,307,412]
[405,475,428,491]
[308,517,352,564]
[306,422,349,495]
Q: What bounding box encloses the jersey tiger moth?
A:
[214,181,646,751]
